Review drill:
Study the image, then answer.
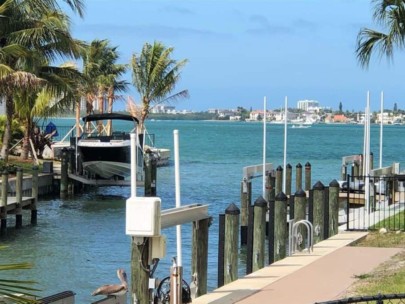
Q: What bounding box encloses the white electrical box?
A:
[126,197,161,236]
[150,235,166,259]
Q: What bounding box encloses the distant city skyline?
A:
[69,0,405,113]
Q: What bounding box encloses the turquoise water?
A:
[2,120,405,303]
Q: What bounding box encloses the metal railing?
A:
[344,175,405,231]
[315,293,405,303]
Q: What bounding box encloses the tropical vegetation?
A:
[356,0,405,67]
[131,41,189,130]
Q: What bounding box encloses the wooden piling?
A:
[15,167,23,228]
[252,196,267,272]
[305,162,311,191]
[329,180,340,237]
[312,181,325,244]
[293,189,307,251]
[60,148,69,199]
[144,152,157,196]
[0,170,7,233]
[192,218,210,297]
[285,164,292,196]
[275,166,283,196]
[218,214,225,287]
[274,192,287,262]
[31,165,38,225]
[267,198,275,265]
[240,179,251,245]
[296,163,302,191]
[264,172,275,203]
[131,237,150,304]
[224,203,239,285]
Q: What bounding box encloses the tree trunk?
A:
[0,95,14,162]
[20,126,30,160]
[97,88,104,133]
[75,99,81,137]
[106,88,114,135]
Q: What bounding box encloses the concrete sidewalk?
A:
[193,232,403,304]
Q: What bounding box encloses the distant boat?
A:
[291,124,311,129]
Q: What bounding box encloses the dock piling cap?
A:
[275,192,287,201]
[225,203,240,215]
[254,196,267,207]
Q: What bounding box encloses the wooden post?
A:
[293,189,307,251]
[217,214,225,287]
[252,196,267,272]
[246,204,254,275]
[31,165,38,225]
[305,162,311,191]
[265,172,275,203]
[144,152,157,196]
[296,163,302,192]
[285,164,292,196]
[0,171,7,233]
[15,167,23,228]
[240,179,251,245]
[60,148,69,199]
[312,181,325,244]
[329,180,340,237]
[275,166,283,196]
[274,192,287,262]
[170,266,183,304]
[131,237,150,304]
[224,203,239,285]
[267,198,275,265]
[192,218,210,297]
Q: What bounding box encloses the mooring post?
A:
[312,181,325,244]
[274,192,287,262]
[31,165,38,225]
[60,148,68,199]
[217,214,225,287]
[275,166,283,196]
[285,164,292,196]
[294,189,307,251]
[144,152,157,196]
[0,170,8,233]
[240,178,251,245]
[305,162,311,191]
[15,167,23,229]
[296,163,303,192]
[131,237,150,304]
[252,196,267,272]
[224,203,239,285]
[329,180,340,237]
[192,218,210,297]
[267,197,275,265]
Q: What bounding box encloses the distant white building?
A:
[297,100,320,111]
[151,105,176,114]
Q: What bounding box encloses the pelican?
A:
[92,268,128,296]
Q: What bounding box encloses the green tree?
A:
[356,0,405,67]
[0,0,84,161]
[131,41,189,130]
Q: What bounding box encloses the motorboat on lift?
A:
[76,113,139,180]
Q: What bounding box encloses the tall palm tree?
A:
[131,41,189,130]
[356,0,405,67]
[0,0,84,161]
[82,39,128,134]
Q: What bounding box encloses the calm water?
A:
[2,120,405,303]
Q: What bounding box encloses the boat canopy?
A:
[82,113,139,124]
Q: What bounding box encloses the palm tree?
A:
[81,39,129,134]
[131,41,189,130]
[0,0,84,161]
[356,0,405,67]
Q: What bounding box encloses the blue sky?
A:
[69,0,405,112]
